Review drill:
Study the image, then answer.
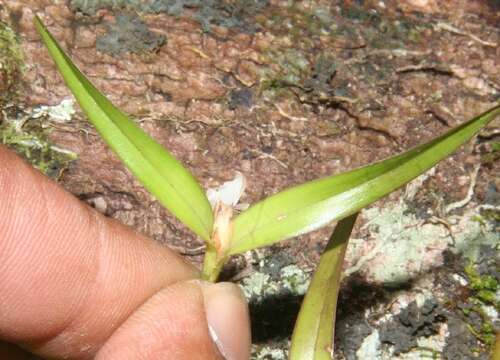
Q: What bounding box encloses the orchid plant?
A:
[35,16,500,359]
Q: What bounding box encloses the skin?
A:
[0,145,251,360]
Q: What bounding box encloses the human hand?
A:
[0,145,250,360]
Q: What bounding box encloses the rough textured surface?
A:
[69,0,269,32]
[379,299,444,354]
[445,315,486,360]
[96,13,166,56]
[0,102,77,178]
[1,0,499,358]
[0,20,23,100]
[335,312,373,360]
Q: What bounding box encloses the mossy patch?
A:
[460,257,499,349]
[464,262,498,307]
[0,20,23,102]
[0,105,77,179]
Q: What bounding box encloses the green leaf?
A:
[34,16,213,241]
[289,213,358,360]
[230,104,500,254]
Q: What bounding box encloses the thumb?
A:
[0,145,250,359]
[97,280,250,360]
[201,281,251,360]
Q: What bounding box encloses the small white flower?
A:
[206,172,247,256]
[207,172,246,209]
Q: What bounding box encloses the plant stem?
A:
[492,333,500,360]
[202,202,233,282]
[201,245,226,282]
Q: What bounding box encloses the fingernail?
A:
[199,282,251,360]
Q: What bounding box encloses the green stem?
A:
[492,333,500,360]
[201,245,226,282]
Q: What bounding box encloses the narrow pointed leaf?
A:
[35,16,213,241]
[289,213,358,360]
[230,105,500,254]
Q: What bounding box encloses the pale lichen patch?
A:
[32,98,76,123]
[252,346,287,360]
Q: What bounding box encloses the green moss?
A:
[0,107,77,179]
[0,20,23,101]
[464,263,498,307]
[466,316,496,347]
[1,18,75,179]
[480,209,500,223]
[461,262,499,350]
